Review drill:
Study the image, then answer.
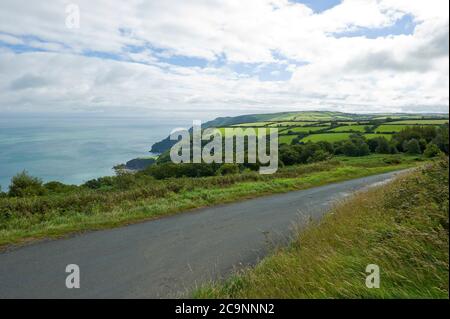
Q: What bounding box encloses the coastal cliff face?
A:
[119,157,156,171]
[150,137,177,153]
[149,112,291,153]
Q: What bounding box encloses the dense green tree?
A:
[217,163,240,175]
[403,138,422,155]
[279,146,300,165]
[308,149,332,163]
[374,137,391,154]
[341,141,358,156]
[8,171,46,197]
[393,126,438,151]
[432,125,449,154]
[424,143,442,158]
[364,126,373,133]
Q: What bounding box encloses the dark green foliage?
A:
[8,171,46,197]
[143,163,220,179]
[383,156,402,164]
[393,126,438,152]
[279,143,332,165]
[44,181,78,194]
[424,143,442,158]
[216,163,240,175]
[374,137,390,154]
[83,176,116,190]
[433,125,449,154]
[403,138,422,155]
[0,186,6,198]
[338,136,370,157]
[364,125,373,133]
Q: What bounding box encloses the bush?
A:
[403,138,422,155]
[341,139,370,157]
[424,143,442,158]
[83,176,116,190]
[373,137,390,154]
[308,150,332,163]
[383,156,402,165]
[8,171,47,197]
[44,181,78,194]
[144,163,219,179]
[0,186,6,198]
[217,164,240,176]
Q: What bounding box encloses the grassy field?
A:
[216,127,270,135]
[279,135,297,144]
[375,125,412,133]
[268,111,361,121]
[231,122,273,127]
[301,133,352,143]
[268,121,318,127]
[0,155,423,248]
[328,125,368,132]
[281,126,327,133]
[337,121,370,125]
[389,119,449,125]
[194,158,449,298]
[364,133,393,140]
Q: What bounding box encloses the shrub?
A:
[341,139,370,157]
[424,143,442,158]
[44,181,78,194]
[83,176,116,190]
[0,186,6,198]
[308,150,332,163]
[217,164,240,175]
[374,137,390,154]
[403,138,422,155]
[8,171,47,197]
[383,156,402,165]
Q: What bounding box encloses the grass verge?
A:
[193,157,449,298]
[0,154,425,249]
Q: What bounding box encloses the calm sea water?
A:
[0,114,189,191]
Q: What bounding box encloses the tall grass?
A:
[194,157,449,298]
[0,155,423,248]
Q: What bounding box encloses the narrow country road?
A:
[0,170,404,298]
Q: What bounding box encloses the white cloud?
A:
[0,0,448,116]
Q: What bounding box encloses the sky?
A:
[0,0,448,118]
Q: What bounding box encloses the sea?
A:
[0,113,192,191]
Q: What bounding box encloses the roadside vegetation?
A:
[194,157,449,298]
[0,155,424,248]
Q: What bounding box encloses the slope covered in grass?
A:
[194,158,449,298]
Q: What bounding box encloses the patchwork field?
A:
[268,121,317,127]
[281,126,327,133]
[364,133,393,140]
[231,122,273,127]
[301,133,353,143]
[279,135,299,144]
[375,125,411,133]
[201,112,449,147]
[388,119,449,125]
[328,125,368,132]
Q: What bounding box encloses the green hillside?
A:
[151,111,449,152]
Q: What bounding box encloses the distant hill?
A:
[150,111,449,153]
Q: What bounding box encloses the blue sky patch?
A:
[291,0,341,13]
[157,54,208,68]
[333,14,416,39]
[0,33,68,53]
